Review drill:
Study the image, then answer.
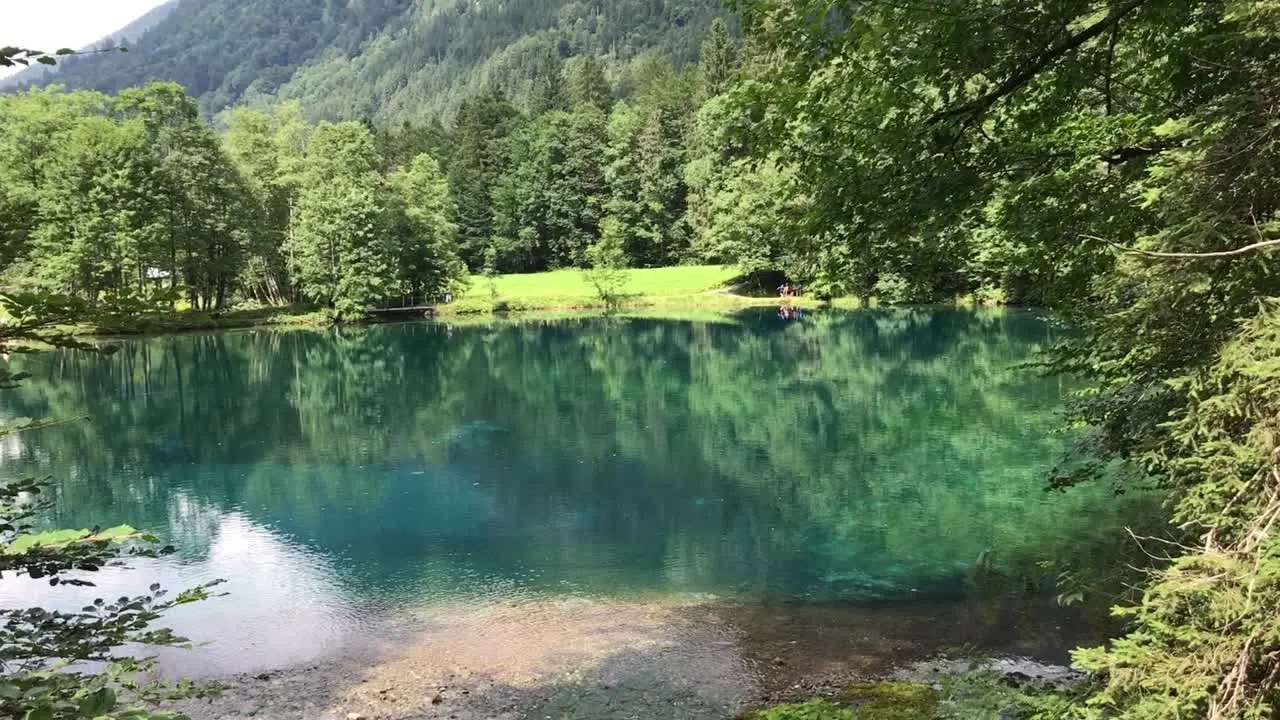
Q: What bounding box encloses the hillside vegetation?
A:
[12,0,728,121]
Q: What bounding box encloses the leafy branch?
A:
[929,0,1149,124]
[0,291,222,719]
[0,46,126,68]
[1083,234,1280,260]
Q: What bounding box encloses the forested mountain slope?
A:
[11,0,728,121]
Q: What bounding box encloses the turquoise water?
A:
[0,309,1127,673]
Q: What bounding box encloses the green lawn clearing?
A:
[445,264,764,314]
[75,265,838,335]
[463,264,739,300]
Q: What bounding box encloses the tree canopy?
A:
[730,0,1280,715]
[0,83,468,319]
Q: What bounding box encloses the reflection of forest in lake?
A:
[0,309,1141,615]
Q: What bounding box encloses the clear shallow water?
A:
[0,309,1128,674]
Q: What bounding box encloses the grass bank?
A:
[76,265,875,335]
[441,264,823,315]
[84,305,330,336]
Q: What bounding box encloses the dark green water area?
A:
[0,309,1146,676]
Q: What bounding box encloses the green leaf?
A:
[4,525,139,554]
[94,525,141,541]
[78,687,117,715]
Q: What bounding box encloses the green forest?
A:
[1,19,785,317]
[3,0,1280,718]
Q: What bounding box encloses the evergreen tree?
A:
[604,99,689,268]
[563,103,609,264]
[375,119,454,173]
[528,48,569,116]
[569,54,613,113]
[601,102,646,266]
[490,113,575,271]
[488,127,541,273]
[492,119,543,272]
[448,89,519,271]
[632,109,689,266]
[699,18,738,98]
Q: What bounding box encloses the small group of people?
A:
[777,280,806,321]
[777,305,806,321]
[776,282,805,298]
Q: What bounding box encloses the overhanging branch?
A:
[1082,234,1280,260]
[930,0,1149,125]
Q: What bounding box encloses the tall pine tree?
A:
[569,54,613,113]
[528,48,569,116]
[699,18,738,98]
[448,88,518,271]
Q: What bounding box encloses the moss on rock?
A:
[745,699,856,720]
[745,683,940,720]
[841,682,940,718]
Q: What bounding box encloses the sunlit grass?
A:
[460,264,741,301]
[77,265,873,333]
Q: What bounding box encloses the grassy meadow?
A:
[442,264,811,315]
[79,265,848,335]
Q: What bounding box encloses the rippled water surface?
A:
[0,309,1130,676]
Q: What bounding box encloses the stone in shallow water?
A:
[892,656,1081,690]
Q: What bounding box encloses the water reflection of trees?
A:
[0,310,1150,605]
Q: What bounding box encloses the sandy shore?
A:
[177,597,750,719]
[174,595,1081,719]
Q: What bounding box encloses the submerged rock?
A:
[892,656,1081,691]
